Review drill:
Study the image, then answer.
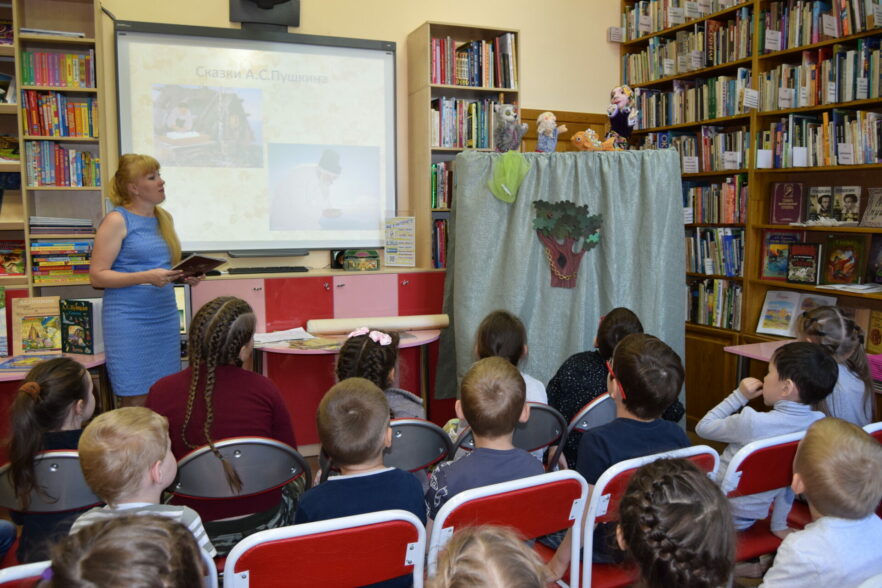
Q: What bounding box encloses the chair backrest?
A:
[384,419,453,472]
[864,421,882,442]
[548,393,616,470]
[719,431,804,497]
[582,445,720,588]
[427,470,588,586]
[171,437,311,499]
[451,403,567,456]
[0,560,49,586]
[0,451,100,513]
[223,509,425,588]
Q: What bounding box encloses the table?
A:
[724,341,788,381]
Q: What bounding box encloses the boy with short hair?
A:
[547,333,691,578]
[294,377,425,526]
[425,356,543,521]
[760,417,882,587]
[70,407,216,558]
[696,341,838,538]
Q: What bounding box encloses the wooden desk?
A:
[254,330,441,456]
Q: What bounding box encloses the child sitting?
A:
[695,342,837,539]
[547,333,691,579]
[618,458,736,588]
[47,514,205,588]
[426,357,543,521]
[294,377,425,525]
[70,407,216,558]
[429,525,546,588]
[7,357,96,562]
[760,418,882,587]
[475,310,547,405]
[336,327,425,419]
[797,306,876,425]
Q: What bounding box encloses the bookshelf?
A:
[619,0,882,426]
[9,0,107,295]
[407,22,520,269]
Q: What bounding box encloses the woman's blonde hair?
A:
[110,153,181,264]
[429,525,545,588]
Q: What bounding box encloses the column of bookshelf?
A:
[13,0,106,294]
[407,22,520,269]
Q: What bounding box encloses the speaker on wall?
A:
[230,0,300,28]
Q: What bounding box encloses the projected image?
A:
[267,143,381,232]
[152,84,263,168]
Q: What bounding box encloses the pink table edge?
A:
[723,340,789,363]
[255,329,441,355]
[0,353,106,382]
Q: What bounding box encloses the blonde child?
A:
[70,407,216,558]
[336,327,425,419]
[797,306,876,426]
[7,357,96,562]
[761,418,882,587]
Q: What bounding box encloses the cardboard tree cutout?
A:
[533,200,602,288]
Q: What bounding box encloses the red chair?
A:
[579,444,720,588]
[719,430,804,562]
[223,509,425,587]
[427,470,588,586]
[864,421,882,442]
[0,561,49,587]
[547,393,616,470]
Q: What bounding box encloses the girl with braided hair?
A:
[6,357,96,562]
[146,296,297,555]
[618,458,736,588]
[336,327,425,419]
[796,306,876,425]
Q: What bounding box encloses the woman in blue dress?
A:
[90,154,197,407]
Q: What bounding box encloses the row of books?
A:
[30,240,92,284]
[622,11,753,85]
[0,240,25,275]
[432,218,448,269]
[431,161,453,209]
[757,110,882,168]
[21,91,99,138]
[760,228,882,285]
[0,295,102,357]
[683,173,748,223]
[640,124,750,172]
[23,141,101,187]
[768,182,882,225]
[634,68,751,128]
[19,50,96,89]
[621,0,744,41]
[430,97,499,149]
[430,33,517,89]
[686,277,743,329]
[685,226,744,276]
[29,216,94,235]
[755,41,882,112]
[759,0,881,53]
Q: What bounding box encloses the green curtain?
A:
[435,149,685,400]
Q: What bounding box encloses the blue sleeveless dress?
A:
[102,207,180,397]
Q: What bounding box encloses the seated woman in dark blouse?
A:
[546,307,685,468]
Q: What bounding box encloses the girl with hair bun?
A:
[146,296,297,555]
[618,458,735,588]
[6,357,96,562]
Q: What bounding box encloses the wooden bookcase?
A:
[619,0,882,426]
[9,0,107,296]
[406,22,520,269]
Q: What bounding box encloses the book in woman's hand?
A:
[172,254,226,279]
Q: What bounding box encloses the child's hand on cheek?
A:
[738,377,763,400]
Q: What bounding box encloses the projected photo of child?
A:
[152,84,263,168]
[267,143,381,232]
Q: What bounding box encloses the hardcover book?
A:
[786,243,822,284]
[757,290,839,337]
[11,296,61,355]
[807,186,837,221]
[833,186,862,222]
[860,188,882,227]
[769,182,805,224]
[60,298,103,354]
[867,310,882,355]
[760,229,804,281]
[0,354,63,370]
[172,254,226,279]
[823,234,868,284]
[867,234,882,284]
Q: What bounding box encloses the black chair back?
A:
[0,450,100,513]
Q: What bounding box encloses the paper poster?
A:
[384,216,416,267]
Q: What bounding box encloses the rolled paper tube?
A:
[306,314,449,335]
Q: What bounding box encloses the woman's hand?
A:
[182,274,205,287]
[145,268,183,287]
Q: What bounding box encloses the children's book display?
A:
[822,234,868,284]
[860,188,882,228]
[11,296,62,355]
[786,243,822,285]
[756,290,837,337]
[760,229,804,280]
[60,298,103,354]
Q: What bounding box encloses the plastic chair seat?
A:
[736,518,782,561]
[787,499,812,530]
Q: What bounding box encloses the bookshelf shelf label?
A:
[663,58,675,75]
[757,149,773,168]
[876,6,882,26]
[826,82,837,103]
[856,78,868,101]
[723,151,741,170]
[698,0,711,13]
[685,1,700,18]
[793,147,808,167]
[838,143,855,166]
[743,88,759,110]
[777,88,795,109]
[799,87,808,104]
[821,14,838,38]
[765,30,782,52]
[683,156,699,174]
[669,7,685,24]
[690,50,705,70]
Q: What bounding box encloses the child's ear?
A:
[454,399,465,421]
[384,426,393,449]
[149,460,164,485]
[522,344,528,359]
[518,402,530,424]
[615,524,627,551]
[791,472,806,495]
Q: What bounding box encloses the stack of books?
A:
[30,240,92,284]
[29,216,94,235]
